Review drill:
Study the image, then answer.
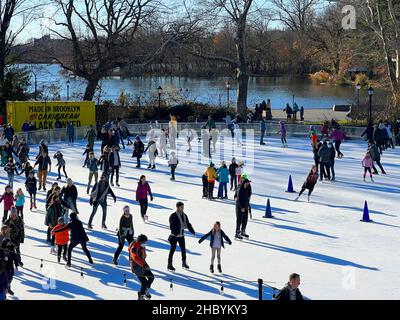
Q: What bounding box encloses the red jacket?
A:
[135,182,152,201]
[0,192,14,210]
[129,241,148,274]
[51,224,70,245]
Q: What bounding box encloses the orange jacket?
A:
[129,241,148,271]
[204,167,217,182]
[51,224,70,245]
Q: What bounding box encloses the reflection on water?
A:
[23,64,388,109]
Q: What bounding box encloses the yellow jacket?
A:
[204,167,218,182]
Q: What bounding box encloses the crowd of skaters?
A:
[3,113,397,300]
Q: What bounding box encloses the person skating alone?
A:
[54,212,93,268]
[235,179,251,240]
[25,171,37,211]
[229,158,238,191]
[198,221,232,274]
[113,206,134,265]
[278,120,288,147]
[362,151,374,182]
[158,129,168,159]
[108,145,121,187]
[167,202,195,271]
[132,136,145,168]
[61,178,79,218]
[168,152,178,181]
[136,175,154,222]
[51,217,70,263]
[88,175,117,229]
[260,118,266,145]
[295,165,319,202]
[4,158,19,188]
[53,151,68,180]
[144,139,158,170]
[86,152,99,194]
[129,234,154,300]
[34,150,51,191]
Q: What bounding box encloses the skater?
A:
[168,152,178,181]
[25,171,37,211]
[144,139,157,169]
[312,140,322,167]
[109,145,121,187]
[136,175,154,222]
[328,141,336,181]
[14,188,25,220]
[233,121,242,147]
[0,186,14,224]
[368,140,386,174]
[86,151,99,194]
[168,115,178,150]
[158,129,168,158]
[229,158,238,191]
[198,221,232,274]
[4,158,19,188]
[260,118,266,145]
[0,226,19,297]
[210,128,219,153]
[295,165,318,202]
[278,120,287,147]
[99,145,111,180]
[84,125,97,150]
[45,195,65,253]
[329,126,345,158]
[236,161,244,185]
[362,151,374,182]
[132,136,145,168]
[129,234,154,300]
[113,205,134,265]
[318,141,331,181]
[217,161,229,199]
[19,161,34,179]
[300,106,304,121]
[201,173,208,199]
[235,179,251,240]
[61,178,79,216]
[167,202,195,271]
[185,126,194,152]
[34,150,51,191]
[53,151,68,180]
[4,207,25,265]
[51,217,70,263]
[275,273,304,301]
[204,163,218,200]
[66,122,75,144]
[82,145,93,167]
[0,258,8,300]
[320,121,329,139]
[54,212,93,268]
[88,175,117,229]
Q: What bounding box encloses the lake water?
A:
[24,64,387,109]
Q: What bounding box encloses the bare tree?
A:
[49,0,169,101]
[272,0,318,32]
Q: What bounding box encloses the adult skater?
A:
[53,151,68,180]
[0,226,19,296]
[168,115,178,150]
[88,175,117,229]
[235,178,251,240]
[129,234,154,300]
[4,158,19,188]
[328,141,336,181]
[4,208,25,266]
[198,221,232,274]
[368,140,386,174]
[204,163,218,200]
[113,206,134,265]
[158,129,168,158]
[144,139,157,169]
[66,122,75,144]
[86,152,99,194]
[61,178,79,216]
[329,126,345,158]
[109,145,121,187]
[229,158,239,191]
[168,152,178,181]
[278,120,287,147]
[99,146,111,180]
[132,136,145,168]
[34,150,51,191]
[167,202,195,271]
[45,195,64,253]
[295,165,318,202]
[275,273,304,301]
[54,212,93,268]
[185,125,194,152]
[318,141,331,181]
[260,118,266,145]
[217,161,229,199]
[25,171,37,210]
[136,175,153,222]
[84,125,97,150]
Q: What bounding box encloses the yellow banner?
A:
[6,101,96,131]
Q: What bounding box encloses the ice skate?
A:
[210,264,214,274]
[167,263,176,272]
[102,223,107,230]
[217,264,222,273]
[235,233,243,241]
[241,231,249,239]
[144,290,152,300]
[182,261,190,269]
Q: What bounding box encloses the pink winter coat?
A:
[0,192,14,210]
[362,156,373,168]
[136,182,152,201]
[329,129,346,141]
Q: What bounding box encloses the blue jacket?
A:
[217,167,229,183]
[66,124,75,135]
[87,158,99,172]
[198,229,232,248]
[260,120,266,131]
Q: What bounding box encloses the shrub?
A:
[309,71,333,84]
[355,73,369,87]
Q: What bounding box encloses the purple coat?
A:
[279,122,287,135]
[329,129,346,141]
[135,182,152,201]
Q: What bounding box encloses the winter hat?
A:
[137,234,148,243]
[241,174,248,180]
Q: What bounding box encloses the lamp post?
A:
[157,86,163,108]
[67,79,70,101]
[31,70,38,101]
[226,81,231,108]
[356,84,361,108]
[367,86,374,125]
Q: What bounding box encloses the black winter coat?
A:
[236,183,250,209]
[275,284,304,301]
[61,185,78,202]
[132,140,144,158]
[55,216,89,243]
[169,212,195,237]
[4,217,25,244]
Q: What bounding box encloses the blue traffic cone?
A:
[285,175,296,193]
[263,199,274,218]
[361,201,372,222]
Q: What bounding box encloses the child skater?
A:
[198,221,232,274]
[278,120,288,147]
[4,158,19,189]
[14,188,25,220]
[168,152,178,181]
[53,151,68,180]
[0,185,14,223]
[295,165,318,202]
[362,151,374,182]
[51,217,70,263]
[25,171,37,210]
